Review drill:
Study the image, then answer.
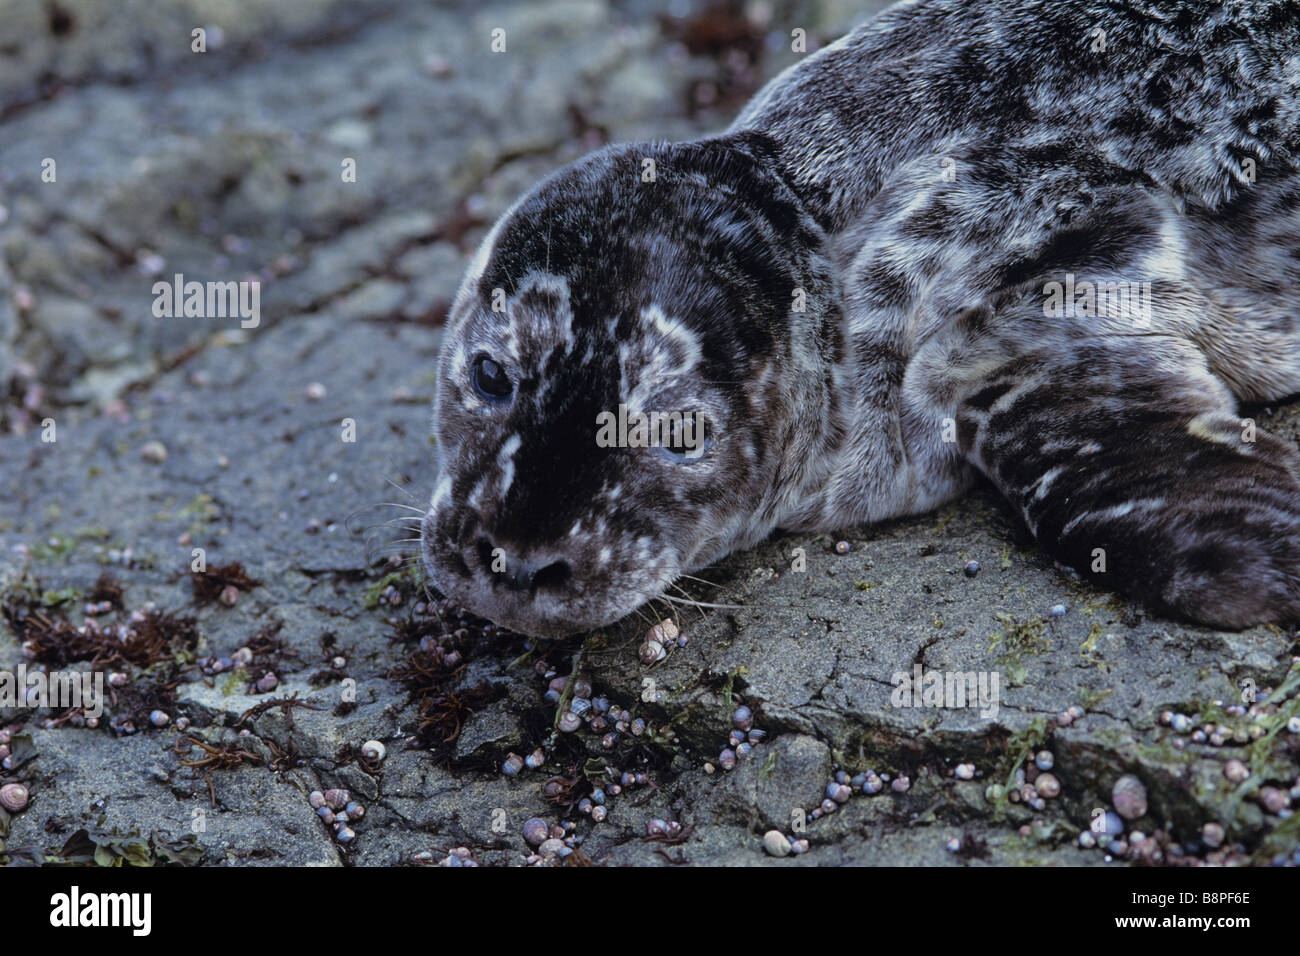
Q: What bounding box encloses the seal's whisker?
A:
[666,581,710,625]
[674,572,725,589]
[616,580,752,612]
[343,501,424,539]
[376,470,424,504]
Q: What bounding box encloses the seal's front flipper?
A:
[957,337,1300,629]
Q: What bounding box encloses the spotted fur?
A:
[423,0,1300,635]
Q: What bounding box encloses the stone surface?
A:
[0,0,1297,867]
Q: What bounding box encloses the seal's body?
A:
[423,0,1300,636]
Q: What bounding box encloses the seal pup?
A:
[422,0,1300,636]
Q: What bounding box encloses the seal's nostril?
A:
[476,538,571,595]
[530,560,570,594]
[475,538,496,576]
[470,535,566,595]
[503,558,570,594]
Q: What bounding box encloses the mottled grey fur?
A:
[423,0,1300,636]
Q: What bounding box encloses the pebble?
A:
[538,838,566,858]
[1201,821,1225,848]
[1099,811,1124,836]
[139,440,167,464]
[826,782,851,804]
[638,640,666,665]
[732,705,753,730]
[1260,787,1290,814]
[1035,773,1060,798]
[762,830,792,857]
[522,817,549,847]
[1112,775,1147,820]
[649,619,679,643]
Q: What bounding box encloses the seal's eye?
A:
[655,414,712,463]
[471,354,512,402]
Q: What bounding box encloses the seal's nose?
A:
[475,538,571,594]
[502,559,539,592]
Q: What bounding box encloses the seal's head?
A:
[421,134,841,637]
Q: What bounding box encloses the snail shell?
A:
[1,783,30,811]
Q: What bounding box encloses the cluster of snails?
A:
[408,846,479,866]
[762,762,915,858]
[526,667,680,756]
[638,618,688,665]
[436,846,478,867]
[197,646,283,693]
[1159,695,1300,748]
[984,750,1060,812]
[309,788,366,845]
[704,704,765,774]
[0,726,17,769]
[307,742,385,846]
[521,816,585,863]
